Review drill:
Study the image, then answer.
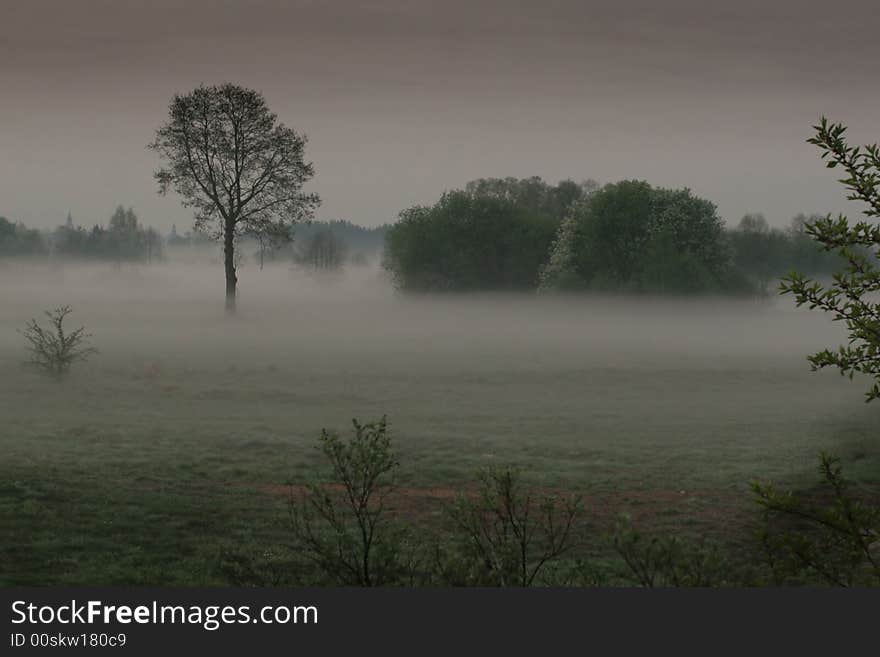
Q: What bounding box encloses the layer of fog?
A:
[0,256,847,375]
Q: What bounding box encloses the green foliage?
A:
[538,213,582,291]
[636,226,722,294]
[386,174,837,296]
[384,190,559,291]
[464,176,597,221]
[543,181,738,294]
[439,466,583,586]
[779,118,880,401]
[288,416,417,586]
[753,453,879,586]
[610,516,734,587]
[19,306,97,378]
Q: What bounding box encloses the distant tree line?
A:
[266,220,389,269]
[383,176,845,295]
[1,211,389,272]
[0,216,44,256]
[729,212,842,294]
[2,180,843,292]
[0,206,163,262]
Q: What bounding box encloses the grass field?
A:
[2,261,879,584]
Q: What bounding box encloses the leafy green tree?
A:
[538,212,581,291]
[149,83,320,312]
[780,118,880,401]
[384,191,558,291]
[544,181,733,293]
[464,176,597,221]
[571,180,655,287]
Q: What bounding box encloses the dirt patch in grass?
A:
[257,483,750,537]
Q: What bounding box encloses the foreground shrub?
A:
[610,516,734,587]
[753,453,880,586]
[272,414,878,588]
[288,416,418,586]
[438,466,583,586]
[20,305,97,378]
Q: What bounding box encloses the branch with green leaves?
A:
[780,118,880,401]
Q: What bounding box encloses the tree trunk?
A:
[224,221,237,314]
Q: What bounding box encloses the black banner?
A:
[2,588,876,654]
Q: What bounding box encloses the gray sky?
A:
[1,0,878,232]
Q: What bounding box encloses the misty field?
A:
[2,260,879,585]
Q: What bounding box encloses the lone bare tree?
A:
[149,83,320,312]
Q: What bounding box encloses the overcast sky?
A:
[1,0,878,232]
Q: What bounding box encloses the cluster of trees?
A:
[384,192,558,290]
[464,176,598,220]
[285,220,388,270]
[383,177,844,295]
[539,181,736,293]
[218,220,387,270]
[729,213,842,293]
[54,206,163,262]
[2,209,387,274]
[384,178,594,291]
[0,207,163,262]
[166,224,214,248]
[0,217,44,256]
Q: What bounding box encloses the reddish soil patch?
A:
[257,482,751,537]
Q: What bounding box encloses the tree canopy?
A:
[540,181,740,293]
[384,190,559,291]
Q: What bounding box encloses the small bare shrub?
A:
[20,306,97,378]
[441,466,582,586]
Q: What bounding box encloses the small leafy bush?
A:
[288,416,418,586]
